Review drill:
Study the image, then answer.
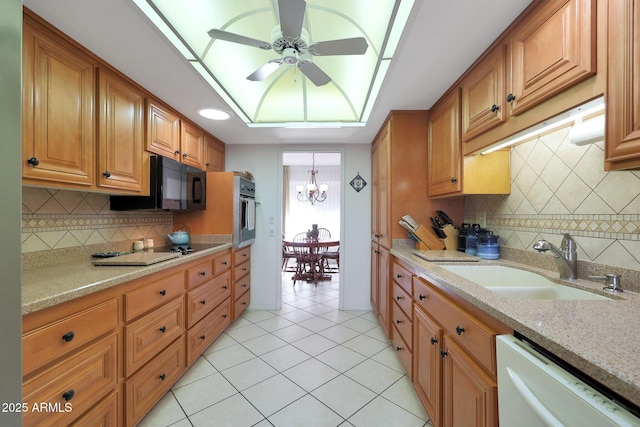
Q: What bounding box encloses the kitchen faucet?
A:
[533,233,578,279]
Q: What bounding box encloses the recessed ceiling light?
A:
[197,108,231,120]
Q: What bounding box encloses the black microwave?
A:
[110,155,206,211]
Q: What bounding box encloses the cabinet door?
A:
[605,0,640,169]
[147,98,181,161]
[377,245,390,336]
[180,121,205,170]
[428,89,462,197]
[370,242,380,312]
[22,19,95,188]
[204,133,225,172]
[508,0,596,115]
[461,46,506,141]
[413,307,443,427]
[442,337,497,427]
[97,69,146,192]
[371,121,391,248]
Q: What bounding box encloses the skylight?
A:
[131,0,415,127]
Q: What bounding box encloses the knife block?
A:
[414,225,446,250]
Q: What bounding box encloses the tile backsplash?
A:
[465,118,640,272]
[22,187,173,254]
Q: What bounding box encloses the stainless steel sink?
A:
[440,265,610,300]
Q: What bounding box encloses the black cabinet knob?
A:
[450,177,457,183]
[103,171,111,178]
[491,104,500,113]
[396,295,403,300]
[430,337,438,345]
[159,373,166,381]
[222,314,228,318]
[419,294,426,300]
[62,389,75,401]
[456,325,465,335]
[223,261,228,265]
[175,150,180,155]
[506,93,516,103]
[159,289,166,296]
[62,331,75,342]
[396,319,403,324]
[183,153,188,158]
[27,157,39,166]
[159,326,167,333]
[199,271,206,276]
[396,346,402,352]
[200,300,206,305]
[200,335,206,340]
[396,274,402,279]
[440,349,448,358]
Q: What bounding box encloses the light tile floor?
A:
[138,274,432,427]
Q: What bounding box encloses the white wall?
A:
[225,144,372,310]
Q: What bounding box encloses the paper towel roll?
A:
[570,115,604,146]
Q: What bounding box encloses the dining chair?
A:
[282,239,296,273]
[291,233,312,285]
[317,228,331,241]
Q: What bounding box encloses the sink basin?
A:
[440,265,610,300]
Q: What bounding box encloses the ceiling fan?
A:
[207,0,368,86]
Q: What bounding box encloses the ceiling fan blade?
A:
[298,61,331,86]
[247,60,283,81]
[278,0,306,39]
[309,37,368,56]
[208,29,272,50]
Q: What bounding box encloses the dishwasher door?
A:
[496,335,639,427]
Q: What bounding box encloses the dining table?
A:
[283,238,339,285]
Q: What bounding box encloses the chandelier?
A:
[296,153,328,205]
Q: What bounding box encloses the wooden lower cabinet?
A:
[232,246,251,319]
[187,298,231,365]
[125,336,186,426]
[70,391,119,427]
[414,307,443,427]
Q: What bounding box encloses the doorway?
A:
[281,151,342,296]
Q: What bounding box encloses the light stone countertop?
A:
[22,243,232,315]
[391,247,640,410]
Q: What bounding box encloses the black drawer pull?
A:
[396,295,403,300]
[159,326,167,333]
[103,171,111,178]
[223,285,228,289]
[396,274,402,279]
[200,335,206,340]
[490,104,500,113]
[200,300,206,305]
[242,302,247,305]
[242,284,248,288]
[455,326,465,335]
[159,373,166,381]
[222,314,227,318]
[27,157,39,166]
[62,389,75,401]
[419,294,426,300]
[440,349,448,358]
[430,337,438,345]
[222,261,228,265]
[396,346,402,352]
[62,331,75,342]
[242,267,247,271]
[159,289,166,296]
[396,319,403,324]
[199,271,206,276]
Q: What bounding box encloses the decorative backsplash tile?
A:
[465,117,640,271]
[22,187,173,253]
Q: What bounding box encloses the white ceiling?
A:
[23,0,532,145]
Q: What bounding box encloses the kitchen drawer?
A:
[125,336,185,426]
[233,246,251,265]
[233,259,250,281]
[187,298,231,365]
[70,391,119,427]
[187,258,213,290]
[23,298,118,375]
[186,271,231,328]
[233,275,250,300]
[392,261,413,294]
[391,327,412,379]
[413,277,496,374]
[213,250,232,276]
[125,270,185,321]
[234,287,250,319]
[392,281,412,318]
[392,300,412,350]
[125,297,184,376]
[23,333,118,427]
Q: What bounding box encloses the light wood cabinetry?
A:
[371,243,390,334]
[605,0,640,170]
[232,246,252,320]
[180,120,206,170]
[22,13,96,189]
[428,89,510,198]
[97,68,148,193]
[205,133,226,172]
[412,275,511,427]
[371,120,391,248]
[391,260,414,378]
[146,98,182,162]
[507,0,596,116]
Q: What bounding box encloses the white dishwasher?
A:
[496,335,640,427]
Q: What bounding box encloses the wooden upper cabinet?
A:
[204,133,225,172]
[371,121,390,248]
[461,46,506,141]
[507,0,597,115]
[147,98,181,162]
[97,69,147,193]
[605,0,640,170]
[428,89,462,197]
[180,121,205,170]
[22,15,96,188]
